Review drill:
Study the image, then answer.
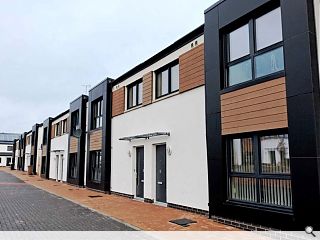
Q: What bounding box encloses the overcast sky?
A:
[0,0,217,133]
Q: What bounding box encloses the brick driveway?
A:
[0,170,133,231]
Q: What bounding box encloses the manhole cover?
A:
[169,218,197,227]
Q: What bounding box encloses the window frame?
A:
[89,151,102,183]
[223,7,285,89]
[62,119,68,134]
[43,127,48,145]
[69,153,77,179]
[71,110,80,136]
[91,98,103,130]
[127,79,143,110]
[155,60,179,99]
[226,130,292,211]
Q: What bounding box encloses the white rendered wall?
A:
[111,86,208,211]
[14,141,20,169]
[49,134,69,181]
[24,133,32,171]
[0,143,13,167]
[36,126,43,175]
[49,113,69,181]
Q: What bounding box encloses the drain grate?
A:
[169,218,197,227]
[88,195,103,198]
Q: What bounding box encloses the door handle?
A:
[157,181,163,185]
[141,180,144,183]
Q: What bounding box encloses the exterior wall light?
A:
[167,146,172,156]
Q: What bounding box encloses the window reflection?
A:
[231,137,254,173]
[260,134,290,174]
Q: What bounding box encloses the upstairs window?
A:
[92,98,103,129]
[55,122,61,137]
[225,7,284,88]
[43,127,48,145]
[127,80,143,109]
[71,110,79,136]
[7,146,13,151]
[156,61,179,98]
[62,119,68,134]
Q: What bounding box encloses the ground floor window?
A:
[89,151,102,183]
[69,153,77,179]
[6,158,11,166]
[227,133,292,208]
[41,157,46,174]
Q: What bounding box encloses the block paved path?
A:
[0,170,133,231]
[0,168,237,231]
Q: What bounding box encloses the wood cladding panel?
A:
[89,130,102,151]
[51,125,55,139]
[179,44,205,93]
[69,137,78,153]
[112,87,125,117]
[221,77,288,135]
[42,145,47,157]
[143,72,153,106]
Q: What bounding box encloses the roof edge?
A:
[112,24,204,86]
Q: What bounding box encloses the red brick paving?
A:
[0,168,237,231]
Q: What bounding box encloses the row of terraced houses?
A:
[11,0,320,230]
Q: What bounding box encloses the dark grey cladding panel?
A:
[217,0,270,28]
[280,0,313,40]
[70,95,88,112]
[204,7,221,115]
[89,80,107,102]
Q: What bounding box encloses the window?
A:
[225,7,284,87]
[43,127,48,145]
[229,24,250,61]
[62,119,68,134]
[41,156,46,174]
[71,110,79,135]
[255,8,283,51]
[127,80,143,109]
[26,136,31,145]
[69,153,77,179]
[92,99,103,129]
[228,134,292,208]
[89,151,102,182]
[6,158,11,166]
[156,61,179,98]
[55,122,61,137]
[7,146,13,151]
